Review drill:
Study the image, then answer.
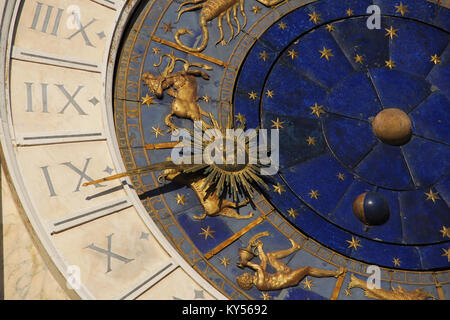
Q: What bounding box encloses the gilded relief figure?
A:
[175,0,286,52]
[348,274,435,300]
[159,166,253,220]
[236,235,345,291]
[143,51,212,132]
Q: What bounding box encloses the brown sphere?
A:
[372,108,412,146]
[352,193,367,224]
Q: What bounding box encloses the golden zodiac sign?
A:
[175,0,285,52]
[236,234,344,291]
[143,51,212,132]
[347,274,435,300]
[237,232,270,267]
[159,165,253,220]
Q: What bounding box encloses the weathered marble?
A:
[2,167,68,300]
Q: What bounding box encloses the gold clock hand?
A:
[82,160,193,187]
[144,142,181,150]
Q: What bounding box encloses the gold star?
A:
[175,193,186,205]
[235,112,246,125]
[152,47,160,55]
[310,103,325,118]
[385,59,396,69]
[319,47,333,61]
[141,94,154,107]
[345,289,352,296]
[442,248,450,262]
[440,226,450,238]
[307,136,316,146]
[163,22,174,33]
[271,118,284,130]
[278,21,287,30]
[430,54,441,64]
[325,24,335,32]
[385,26,399,40]
[261,292,271,300]
[346,237,362,251]
[252,5,261,14]
[309,190,320,199]
[248,91,258,100]
[288,49,298,59]
[302,277,314,290]
[354,54,364,64]
[273,183,286,195]
[308,11,321,24]
[266,90,274,98]
[152,126,165,138]
[425,188,440,203]
[199,226,215,240]
[287,208,298,218]
[219,256,230,268]
[393,258,401,267]
[395,2,409,16]
[202,95,210,103]
[346,8,354,16]
[337,173,345,181]
[259,51,268,62]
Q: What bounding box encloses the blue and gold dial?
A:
[114,0,449,300]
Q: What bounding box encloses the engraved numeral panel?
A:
[15,0,116,64]
[52,207,171,299]
[10,60,103,135]
[15,141,126,221]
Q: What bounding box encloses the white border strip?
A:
[50,197,131,234]
[12,46,101,73]
[115,261,178,300]
[1,0,227,300]
[90,0,119,11]
[16,130,106,146]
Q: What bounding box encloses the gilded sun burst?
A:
[180,113,271,200]
[84,113,272,201]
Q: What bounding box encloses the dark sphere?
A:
[352,192,390,226]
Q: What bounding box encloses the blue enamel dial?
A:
[234,2,449,270]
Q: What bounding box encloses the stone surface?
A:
[2,167,68,299]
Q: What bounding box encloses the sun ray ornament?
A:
[170,113,276,201]
[83,112,277,204]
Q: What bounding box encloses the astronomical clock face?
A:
[0,0,449,300]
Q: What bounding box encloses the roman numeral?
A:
[30,2,64,36]
[41,158,106,196]
[56,85,86,115]
[41,165,57,197]
[61,158,105,192]
[25,83,87,115]
[66,18,97,47]
[86,234,134,273]
[25,82,48,113]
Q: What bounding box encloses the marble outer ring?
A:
[0,0,227,300]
